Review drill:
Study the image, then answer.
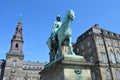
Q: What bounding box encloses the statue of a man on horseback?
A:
[46,9,75,61]
[46,15,62,61]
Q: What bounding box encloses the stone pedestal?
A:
[40,55,92,80]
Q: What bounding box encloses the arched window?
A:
[117,51,120,63]
[15,43,18,50]
[116,70,120,80]
[106,70,111,80]
[110,50,116,63]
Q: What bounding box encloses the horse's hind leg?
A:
[46,38,51,51]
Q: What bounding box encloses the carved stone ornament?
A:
[74,68,82,75]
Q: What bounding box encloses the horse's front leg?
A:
[69,37,75,55]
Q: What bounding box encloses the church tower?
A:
[3,17,24,80]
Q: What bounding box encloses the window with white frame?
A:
[98,37,103,45]
[106,39,112,46]
[101,53,107,63]
[117,51,120,63]
[99,46,104,52]
[110,50,116,63]
[113,40,119,47]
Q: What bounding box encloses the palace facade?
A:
[74,24,120,80]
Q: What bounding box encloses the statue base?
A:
[40,54,92,80]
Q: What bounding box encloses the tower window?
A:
[12,61,16,67]
[15,43,19,50]
[18,29,21,33]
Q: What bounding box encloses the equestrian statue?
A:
[46,9,75,61]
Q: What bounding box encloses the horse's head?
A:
[68,9,75,20]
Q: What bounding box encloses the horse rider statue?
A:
[46,15,62,60]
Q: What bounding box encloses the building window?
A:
[116,70,120,80]
[87,41,91,47]
[114,42,118,48]
[110,50,116,63]
[88,49,92,53]
[106,40,112,46]
[101,53,107,63]
[117,51,120,63]
[12,61,16,67]
[90,56,94,63]
[15,43,18,50]
[119,42,120,47]
[76,48,79,53]
[98,37,103,45]
[92,72,96,80]
[106,70,111,80]
[81,45,84,50]
[99,46,104,52]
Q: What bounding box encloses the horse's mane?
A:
[61,11,69,27]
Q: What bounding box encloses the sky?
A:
[0,0,120,63]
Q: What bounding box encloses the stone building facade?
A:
[74,24,120,80]
[0,18,46,80]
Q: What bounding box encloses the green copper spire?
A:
[18,14,22,24]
